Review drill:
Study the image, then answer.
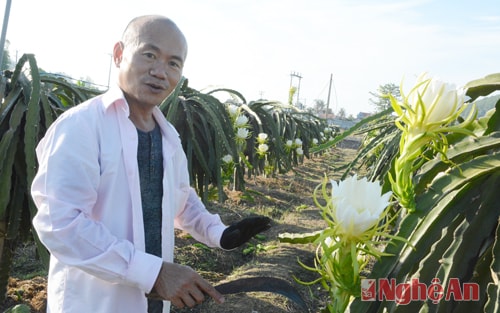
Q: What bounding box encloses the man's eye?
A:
[144,52,156,59]
[170,61,181,68]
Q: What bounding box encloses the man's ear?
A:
[113,41,124,67]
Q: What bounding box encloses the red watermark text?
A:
[361,278,480,304]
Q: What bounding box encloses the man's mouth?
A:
[146,82,167,91]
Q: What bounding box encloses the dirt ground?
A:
[2,147,360,313]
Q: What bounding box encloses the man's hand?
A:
[220,216,272,250]
[151,262,225,308]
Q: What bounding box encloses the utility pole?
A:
[326,73,332,120]
[0,0,12,71]
[289,71,302,108]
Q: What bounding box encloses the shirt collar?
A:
[101,84,128,114]
[100,84,180,140]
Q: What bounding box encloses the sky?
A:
[2,0,500,116]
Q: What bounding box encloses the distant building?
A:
[329,118,356,130]
[319,111,374,130]
[357,112,372,119]
[318,112,336,120]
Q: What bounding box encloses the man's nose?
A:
[149,62,168,79]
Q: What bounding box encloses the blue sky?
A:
[3,0,499,115]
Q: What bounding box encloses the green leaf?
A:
[24,55,42,201]
[0,102,25,218]
[485,284,500,313]
[434,175,499,312]
[4,304,31,313]
[414,131,500,194]
[278,230,322,244]
[485,96,500,135]
[343,122,399,181]
[0,87,22,126]
[206,87,247,104]
[414,153,499,219]
[40,75,89,105]
[465,73,500,101]
[485,218,500,313]
[159,76,187,120]
[310,108,392,154]
[394,185,471,280]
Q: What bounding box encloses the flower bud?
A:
[257,143,269,153]
[257,133,268,144]
[405,73,467,131]
[236,128,249,139]
[234,115,249,128]
[222,154,233,164]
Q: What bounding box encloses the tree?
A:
[313,99,326,115]
[369,83,400,112]
[337,107,346,119]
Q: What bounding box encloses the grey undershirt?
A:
[137,124,163,313]
[137,124,163,257]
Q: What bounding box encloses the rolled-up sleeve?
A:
[173,189,227,248]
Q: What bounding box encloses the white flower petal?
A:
[235,115,249,127]
[227,104,239,116]
[236,128,249,139]
[330,175,390,237]
[258,133,268,141]
[258,143,269,153]
[222,154,233,163]
[406,73,466,129]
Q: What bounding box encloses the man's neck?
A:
[129,106,157,132]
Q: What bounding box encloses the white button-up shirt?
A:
[31,86,227,313]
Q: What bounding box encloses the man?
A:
[31,15,270,313]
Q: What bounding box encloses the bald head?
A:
[121,15,187,59]
[113,15,188,110]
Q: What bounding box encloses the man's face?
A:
[114,21,187,109]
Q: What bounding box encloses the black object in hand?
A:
[220,216,272,250]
